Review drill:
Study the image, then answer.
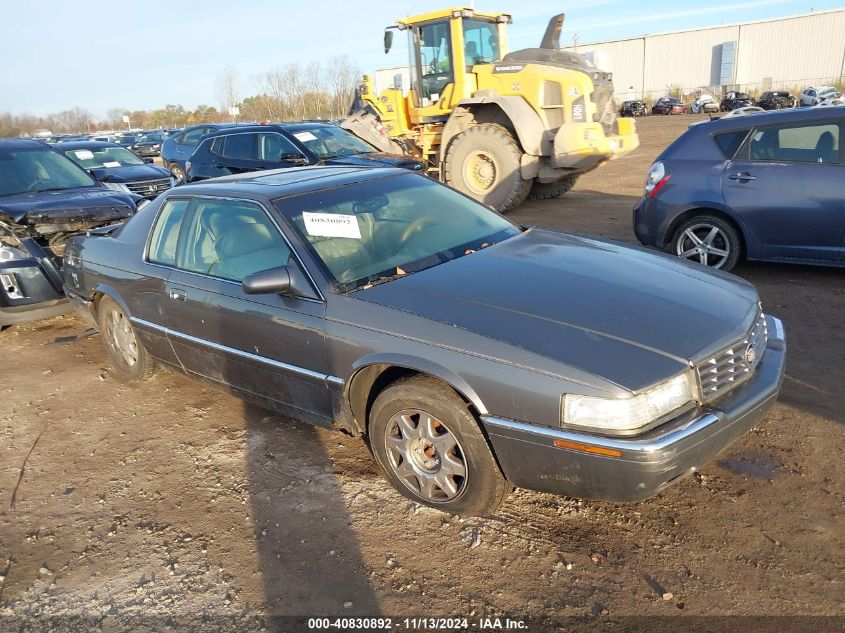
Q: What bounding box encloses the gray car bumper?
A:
[482,316,786,502]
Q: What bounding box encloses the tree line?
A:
[0,55,361,137]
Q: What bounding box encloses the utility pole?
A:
[572,33,580,53]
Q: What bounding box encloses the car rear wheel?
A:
[98,297,154,380]
[368,376,511,516]
[672,215,741,271]
[169,163,186,183]
[528,175,578,200]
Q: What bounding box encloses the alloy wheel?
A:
[384,409,468,503]
[675,223,731,268]
[105,309,139,367]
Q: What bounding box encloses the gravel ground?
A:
[1,115,843,632]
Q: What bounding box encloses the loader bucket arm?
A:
[340,106,405,155]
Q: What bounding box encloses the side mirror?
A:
[143,157,154,164]
[384,29,394,54]
[280,152,308,164]
[242,267,291,295]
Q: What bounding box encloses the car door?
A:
[217,132,263,174]
[162,196,333,425]
[175,127,209,163]
[255,132,311,170]
[722,119,845,262]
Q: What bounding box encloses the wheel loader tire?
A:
[443,123,530,213]
[527,176,578,200]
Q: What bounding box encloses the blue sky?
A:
[2,0,842,116]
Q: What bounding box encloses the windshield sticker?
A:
[293,131,318,142]
[102,161,121,168]
[74,150,95,160]
[303,212,361,239]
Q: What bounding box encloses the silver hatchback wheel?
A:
[675,223,731,268]
[384,409,468,503]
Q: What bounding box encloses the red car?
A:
[652,98,687,115]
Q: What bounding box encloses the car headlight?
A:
[562,371,695,434]
[102,181,131,193]
[0,245,27,262]
[152,144,160,149]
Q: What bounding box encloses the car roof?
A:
[55,140,124,150]
[699,104,845,132]
[0,138,51,150]
[172,165,408,200]
[201,122,337,139]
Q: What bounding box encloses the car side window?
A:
[714,130,749,159]
[148,198,191,266]
[256,133,300,161]
[748,123,839,164]
[175,199,292,283]
[181,128,207,145]
[222,134,256,160]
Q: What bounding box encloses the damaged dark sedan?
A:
[63,167,785,516]
[0,139,140,327]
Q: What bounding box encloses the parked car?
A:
[63,166,785,515]
[57,141,174,199]
[185,123,425,182]
[722,106,766,118]
[690,95,720,114]
[0,139,141,327]
[758,91,796,110]
[652,98,687,115]
[115,133,139,150]
[619,100,648,117]
[161,124,242,182]
[720,92,756,111]
[800,86,844,107]
[133,132,165,158]
[634,106,844,271]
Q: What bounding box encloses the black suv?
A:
[185,123,425,182]
[133,132,165,157]
[620,100,648,117]
[720,92,756,111]
[758,91,796,110]
[0,139,141,327]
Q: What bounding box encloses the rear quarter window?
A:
[713,130,750,158]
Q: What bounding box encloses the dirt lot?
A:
[1,115,843,631]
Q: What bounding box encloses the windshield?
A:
[140,134,163,142]
[291,126,377,159]
[0,148,96,196]
[273,173,519,291]
[64,145,144,169]
[118,135,136,143]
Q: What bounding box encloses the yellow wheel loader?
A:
[341,7,639,212]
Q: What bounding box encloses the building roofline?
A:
[562,7,845,48]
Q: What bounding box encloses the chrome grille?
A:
[697,313,767,401]
[125,178,172,197]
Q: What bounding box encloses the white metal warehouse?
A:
[561,8,845,101]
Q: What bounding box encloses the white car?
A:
[722,106,765,118]
[691,94,720,113]
[801,86,844,106]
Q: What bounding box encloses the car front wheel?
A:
[169,163,186,183]
[98,297,154,380]
[672,215,741,271]
[368,376,511,516]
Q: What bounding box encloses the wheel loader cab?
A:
[395,9,510,115]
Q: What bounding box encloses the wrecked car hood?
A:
[0,187,137,226]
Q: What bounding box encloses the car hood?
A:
[355,229,760,391]
[0,187,137,225]
[323,152,424,170]
[90,164,171,183]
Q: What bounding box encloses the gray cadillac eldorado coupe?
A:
[63,166,786,516]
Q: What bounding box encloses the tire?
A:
[443,123,531,213]
[98,297,154,380]
[368,375,511,516]
[169,163,186,183]
[671,215,742,271]
[528,175,578,200]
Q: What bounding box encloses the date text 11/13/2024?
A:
[306,617,528,630]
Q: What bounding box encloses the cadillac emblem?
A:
[743,343,756,364]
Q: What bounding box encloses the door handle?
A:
[169,288,187,302]
[212,163,225,169]
[728,172,756,181]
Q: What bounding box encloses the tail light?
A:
[644,161,671,198]
[185,160,192,175]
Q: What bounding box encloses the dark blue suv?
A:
[634,106,844,271]
[160,123,243,182]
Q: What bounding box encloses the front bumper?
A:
[552,118,639,172]
[482,316,786,502]
[134,147,160,157]
[0,253,69,326]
